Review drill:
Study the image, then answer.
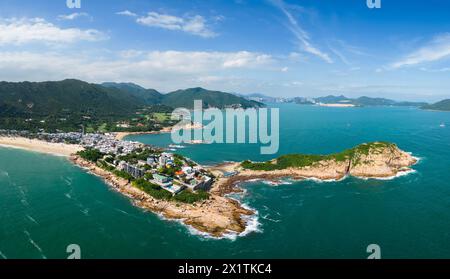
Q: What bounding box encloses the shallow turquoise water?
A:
[2,104,450,258]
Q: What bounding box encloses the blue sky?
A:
[0,0,449,101]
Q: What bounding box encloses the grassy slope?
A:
[241,142,395,171]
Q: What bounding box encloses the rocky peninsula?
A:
[214,142,418,192]
[70,156,254,238]
[0,135,418,238]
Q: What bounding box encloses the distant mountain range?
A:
[237,93,428,107]
[236,93,297,104]
[314,95,428,107]
[422,99,450,111]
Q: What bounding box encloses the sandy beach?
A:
[115,122,204,140]
[318,103,356,107]
[0,136,83,157]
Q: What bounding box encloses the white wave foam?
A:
[163,199,262,241]
[24,230,47,259]
[261,214,281,223]
[115,208,131,216]
[304,175,348,183]
[20,198,29,207]
[355,169,417,181]
[0,250,7,259]
[0,170,8,178]
[80,208,90,216]
[26,214,39,225]
[261,179,293,186]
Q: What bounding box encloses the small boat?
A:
[168,144,185,149]
[440,123,446,128]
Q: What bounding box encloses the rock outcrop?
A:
[70,156,253,238]
[226,142,417,185]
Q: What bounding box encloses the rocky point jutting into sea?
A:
[0,132,418,238]
[70,141,416,238]
[214,142,418,194]
[70,155,254,238]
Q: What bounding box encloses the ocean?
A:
[1,104,450,259]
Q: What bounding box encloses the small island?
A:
[0,130,417,238]
[214,142,418,195]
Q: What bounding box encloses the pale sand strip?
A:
[319,103,356,107]
[0,136,83,157]
[115,122,204,140]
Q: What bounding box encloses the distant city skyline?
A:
[0,0,449,101]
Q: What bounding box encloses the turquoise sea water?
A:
[2,104,450,259]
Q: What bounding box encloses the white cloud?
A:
[0,18,107,45]
[270,0,332,63]
[283,81,303,87]
[390,33,450,69]
[136,12,217,38]
[420,67,450,73]
[57,12,90,21]
[0,50,274,91]
[116,10,137,17]
[329,46,350,65]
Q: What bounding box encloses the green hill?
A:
[162,87,264,109]
[0,80,264,132]
[0,79,141,118]
[354,96,427,107]
[101,82,163,105]
[422,99,450,111]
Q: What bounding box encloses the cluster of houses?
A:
[0,131,143,156]
[116,152,213,195]
[79,133,142,155]
[1,129,215,196]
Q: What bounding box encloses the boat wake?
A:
[0,250,6,259]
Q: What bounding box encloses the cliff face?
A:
[238,142,417,181]
[348,143,417,178]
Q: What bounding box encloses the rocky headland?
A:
[214,142,418,192]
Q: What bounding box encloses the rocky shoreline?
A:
[211,142,418,193]
[70,156,254,238]
[70,142,417,238]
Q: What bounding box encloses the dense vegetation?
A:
[132,178,209,203]
[422,99,450,111]
[173,190,210,204]
[161,87,264,109]
[0,80,262,132]
[133,178,173,200]
[117,148,161,164]
[101,82,163,105]
[76,148,104,162]
[241,142,395,171]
